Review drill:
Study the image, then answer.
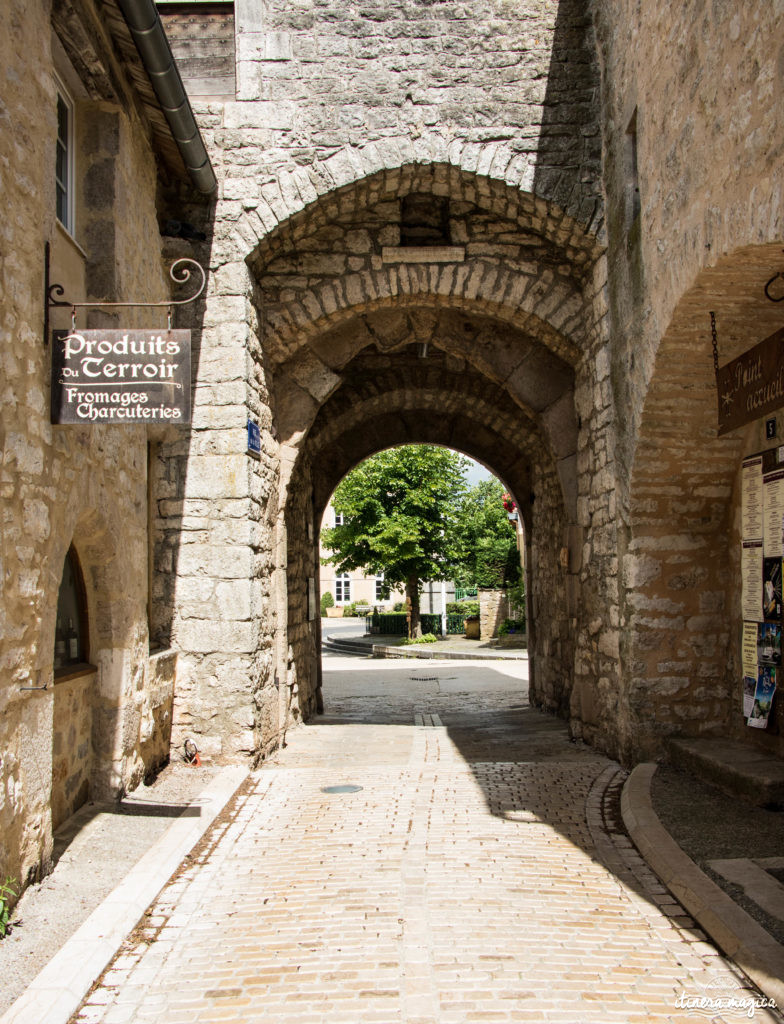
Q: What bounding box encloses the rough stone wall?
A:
[594,1,784,758]
[159,267,281,760]
[568,255,621,755]
[479,590,508,640]
[284,455,320,723]
[165,0,617,761]
[596,1,784,448]
[526,456,574,716]
[0,0,176,889]
[222,0,602,228]
[141,650,178,772]
[51,672,94,831]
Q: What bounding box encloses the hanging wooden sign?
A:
[717,324,784,436]
[51,329,191,425]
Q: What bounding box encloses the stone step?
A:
[322,635,373,655]
[667,737,784,809]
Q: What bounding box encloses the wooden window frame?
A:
[54,73,75,235]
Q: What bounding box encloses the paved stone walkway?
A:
[72,659,780,1024]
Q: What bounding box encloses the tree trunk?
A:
[406,577,421,638]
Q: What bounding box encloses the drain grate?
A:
[321,784,363,794]
[410,675,438,682]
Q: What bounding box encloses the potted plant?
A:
[320,591,334,617]
[464,614,480,640]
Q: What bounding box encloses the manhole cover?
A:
[321,784,363,794]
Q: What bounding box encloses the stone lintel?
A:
[381,246,465,264]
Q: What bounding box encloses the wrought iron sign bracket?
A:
[764,251,784,303]
[44,245,206,345]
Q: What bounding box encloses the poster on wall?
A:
[763,557,783,620]
[743,675,758,718]
[743,621,760,674]
[763,469,784,557]
[748,667,777,729]
[741,450,783,730]
[742,456,764,542]
[757,622,782,665]
[741,542,764,622]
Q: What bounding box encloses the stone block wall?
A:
[141,651,178,773]
[222,0,602,220]
[154,252,281,761]
[0,0,183,890]
[479,590,508,640]
[164,0,612,762]
[51,672,94,831]
[284,454,320,725]
[593,1,784,759]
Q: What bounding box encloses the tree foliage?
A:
[453,478,521,589]
[322,445,469,636]
[322,448,524,636]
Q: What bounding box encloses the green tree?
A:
[454,478,522,589]
[322,446,469,637]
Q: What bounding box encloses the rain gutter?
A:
[116,0,217,194]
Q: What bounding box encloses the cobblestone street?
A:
[72,657,776,1024]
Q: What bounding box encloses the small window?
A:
[400,193,450,247]
[55,82,74,233]
[54,545,88,672]
[375,575,386,601]
[334,511,344,526]
[335,574,351,604]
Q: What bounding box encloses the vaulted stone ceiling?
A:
[301,344,541,517]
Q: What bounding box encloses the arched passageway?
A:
[238,162,611,753]
[625,242,784,761]
[282,342,564,725]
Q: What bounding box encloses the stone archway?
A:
[624,242,784,761]
[237,161,610,754]
[280,344,559,728]
[164,152,619,763]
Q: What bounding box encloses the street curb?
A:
[371,644,527,661]
[0,764,249,1024]
[622,763,784,1010]
[323,637,527,661]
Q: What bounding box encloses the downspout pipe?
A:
[116,0,217,194]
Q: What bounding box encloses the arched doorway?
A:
[281,350,556,727]
[625,242,784,761]
[241,162,608,754]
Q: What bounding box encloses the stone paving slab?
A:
[66,657,780,1023]
[623,763,784,1014]
[0,766,248,1024]
[0,759,225,1015]
[668,738,784,808]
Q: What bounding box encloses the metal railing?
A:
[365,612,467,636]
